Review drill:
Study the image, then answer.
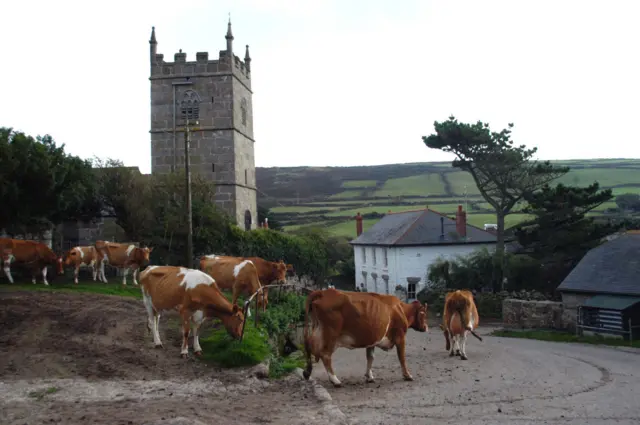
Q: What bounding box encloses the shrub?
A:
[199,324,271,368]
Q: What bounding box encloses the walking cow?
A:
[0,238,64,285]
[440,289,482,360]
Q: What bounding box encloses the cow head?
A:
[62,249,77,267]
[138,246,154,265]
[271,260,288,284]
[410,300,429,332]
[286,263,295,277]
[220,303,245,340]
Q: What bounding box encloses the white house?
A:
[349,206,498,301]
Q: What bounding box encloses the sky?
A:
[1,0,639,174]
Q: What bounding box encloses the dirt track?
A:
[0,290,339,425]
[310,322,640,424]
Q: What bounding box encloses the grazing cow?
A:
[94,240,153,285]
[139,265,246,358]
[200,255,290,310]
[63,245,101,284]
[0,238,63,285]
[302,288,428,387]
[440,290,482,360]
[199,256,265,312]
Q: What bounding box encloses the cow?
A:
[200,255,291,311]
[94,240,153,285]
[199,256,266,312]
[439,289,482,360]
[0,238,64,285]
[139,265,246,358]
[302,288,428,387]
[63,245,101,284]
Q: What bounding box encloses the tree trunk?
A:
[495,211,506,291]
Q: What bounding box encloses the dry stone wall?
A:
[502,299,573,331]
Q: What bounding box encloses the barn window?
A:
[407,282,417,300]
[180,89,200,121]
[240,98,248,126]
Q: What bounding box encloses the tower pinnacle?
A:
[225,16,234,53]
[245,45,251,72]
[149,26,157,44]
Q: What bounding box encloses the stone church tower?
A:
[148,21,257,230]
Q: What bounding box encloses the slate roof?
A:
[349,208,499,247]
[557,232,640,296]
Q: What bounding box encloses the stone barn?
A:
[557,230,640,340]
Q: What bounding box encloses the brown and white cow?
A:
[302,288,428,387]
[0,238,64,285]
[94,240,153,285]
[199,256,266,313]
[200,255,290,310]
[139,265,246,358]
[63,245,101,284]
[440,289,481,360]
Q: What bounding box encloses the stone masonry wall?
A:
[502,299,571,331]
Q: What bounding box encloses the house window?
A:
[407,282,417,300]
[240,98,248,126]
[383,248,388,267]
[180,89,200,121]
[362,247,366,264]
[372,248,377,265]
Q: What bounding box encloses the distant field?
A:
[259,158,640,238]
[341,180,377,188]
[373,174,447,197]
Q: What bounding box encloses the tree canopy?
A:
[0,127,100,236]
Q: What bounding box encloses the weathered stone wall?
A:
[502,299,570,331]
[559,292,590,332]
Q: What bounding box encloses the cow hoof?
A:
[194,351,203,357]
[154,344,163,349]
[460,355,468,361]
[365,377,375,384]
[449,351,455,357]
[181,353,188,359]
[302,370,311,380]
[455,350,461,356]
[331,382,343,388]
[403,375,414,382]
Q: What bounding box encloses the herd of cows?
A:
[0,237,482,387]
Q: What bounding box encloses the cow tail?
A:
[456,297,471,332]
[302,290,322,380]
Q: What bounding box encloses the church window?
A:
[180,89,200,121]
[240,98,248,126]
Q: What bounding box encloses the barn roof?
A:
[349,208,499,247]
[557,231,640,296]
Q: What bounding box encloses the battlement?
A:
[151,49,250,80]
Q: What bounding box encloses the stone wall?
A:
[502,299,571,331]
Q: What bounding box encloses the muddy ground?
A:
[0,290,338,425]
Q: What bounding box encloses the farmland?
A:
[256,159,640,238]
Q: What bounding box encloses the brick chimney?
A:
[355,212,363,236]
[456,205,467,238]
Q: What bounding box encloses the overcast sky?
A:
[2,0,638,174]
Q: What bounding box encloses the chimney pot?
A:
[355,212,363,236]
[456,204,467,238]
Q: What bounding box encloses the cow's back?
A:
[140,266,188,310]
[200,256,243,290]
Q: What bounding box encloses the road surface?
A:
[310,324,640,424]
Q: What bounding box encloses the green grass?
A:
[270,205,338,213]
[326,218,378,238]
[610,186,640,195]
[557,168,640,188]
[463,213,533,229]
[325,203,468,217]
[269,350,306,379]
[28,387,59,400]
[592,201,619,212]
[492,329,640,349]
[0,281,143,299]
[199,325,272,368]
[373,174,447,197]
[341,180,377,188]
[444,171,481,196]
[328,190,365,199]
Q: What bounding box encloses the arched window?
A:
[240,98,248,126]
[180,89,200,121]
[244,210,252,231]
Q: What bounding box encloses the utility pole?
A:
[184,118,196,269]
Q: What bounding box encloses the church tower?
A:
[148,20,257,230]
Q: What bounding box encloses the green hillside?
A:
[255,159,640,238]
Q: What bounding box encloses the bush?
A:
[199,324,271,368]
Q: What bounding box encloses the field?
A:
[255,158,640,238]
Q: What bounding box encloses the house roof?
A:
[557,231,640,296]
[349,208,499,247]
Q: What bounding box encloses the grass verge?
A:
[0,281,143,298]
[491,329,640,349]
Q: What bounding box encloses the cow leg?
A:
[460,331,469,361]
[444,328,451,351]
[74,265,80,284]
[3,258,14,284]
[142,289,155,337]
[122,268,128,286]
[153,312,163,348]
[42,266,49,286]
[98,260,108,283]
[179,309,192,358]
[91,261,98,282]
[191,310,205,356]
[395,338,413,381]
[365,347,376,383]
[132,267,139,286]
[320,354,342,387]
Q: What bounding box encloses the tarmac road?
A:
[310,324,640,424]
